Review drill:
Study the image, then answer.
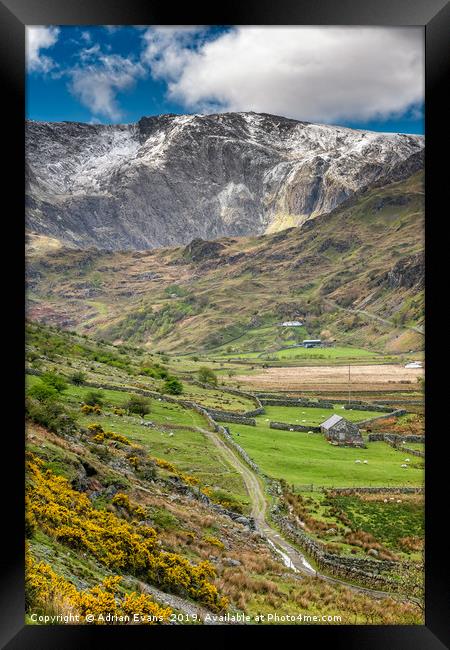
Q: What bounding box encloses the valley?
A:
[24,113,425,626]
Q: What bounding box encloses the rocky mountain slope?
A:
[26,112,424,250]
[27,171,424,354]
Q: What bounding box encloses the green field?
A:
[271,346,383,361]
[226,421,424,488]
[78,413,250,511]
[256,404,383,427]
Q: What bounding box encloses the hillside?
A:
[27,171,424,355]
[26,112,423,250]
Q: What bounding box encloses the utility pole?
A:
[348,364,351,405]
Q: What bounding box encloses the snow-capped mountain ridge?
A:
[26,111,424,250]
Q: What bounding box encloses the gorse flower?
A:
[26,454,228,613]
[26,551,172,624]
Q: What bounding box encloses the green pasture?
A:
[226,421,424,488]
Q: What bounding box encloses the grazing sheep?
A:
[289,428,294,432]
[169,433,174,437]
[383,499,388,503]
[363,460,368,464]
[355,460,362,464]
[401,464,408,468]
[405,458,410,462]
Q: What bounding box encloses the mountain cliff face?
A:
[26,112,424,250]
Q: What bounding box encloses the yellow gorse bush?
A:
[87,423,131,446]
[203,536,225,550]
[111,492,148,520]
[26,455,228,613]
[26,551,172,624]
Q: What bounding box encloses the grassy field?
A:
[226,421,424,488]
[78,413,250,511]
[270,346,383,361]
[255,404,383,427]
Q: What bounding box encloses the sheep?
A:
[169,432,174,437]
[401,464,408,468]
[405,458,410,462]
[363,460,368,464]
[355,460,362,464]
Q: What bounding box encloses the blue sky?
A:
[26,26,424,134]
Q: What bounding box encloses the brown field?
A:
[234,364,424,392]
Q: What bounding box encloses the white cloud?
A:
[80,30,92,43]
[26,26,59,73]
[68,52,146,120]
[141,26,423,124]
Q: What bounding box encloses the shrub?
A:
[124,395,151,417]
[27,381,58,402]
[83,390,105,407]
[70,371,86,386]
[162,377,183,395]
[41,371,68,393]
[81,404,102,415]
[26,397,77,436]
[113,407,125,416]
[198,367,218,386]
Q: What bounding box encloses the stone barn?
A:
[320,414,366,447]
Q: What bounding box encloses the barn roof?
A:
[320,414,344,430]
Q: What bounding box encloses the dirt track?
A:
[235,364,424,392]
[197,426,412,603]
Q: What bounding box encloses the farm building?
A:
[303,339,321,348]
[320,414,366,447]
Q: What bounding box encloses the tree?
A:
[41,371,67,393]
[124,394,151,417]
[83,390,105,407]
[198,366,218,386]
[163,377,183,395]
[70,371,86,386]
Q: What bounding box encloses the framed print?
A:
[1,0,449,647]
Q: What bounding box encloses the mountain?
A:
[26,170,424,354]
[26,112,424,250]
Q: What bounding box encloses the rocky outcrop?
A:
[380,254,424,290]
[26,112,424,250]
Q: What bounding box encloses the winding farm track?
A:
[324,298,425,336]
[197,426,417,604]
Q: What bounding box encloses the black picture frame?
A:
[1,1,448,647]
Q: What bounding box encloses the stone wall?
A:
[206,409,256,426]
[367,433,424,443]
[343,403,394,413]
[327,486,424,495]
[367,433,425,457]
[260,397,334,409]
[357,409,407,425]
[269,421,321,433]
[270,506,398,589]
[189,378,263,412]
